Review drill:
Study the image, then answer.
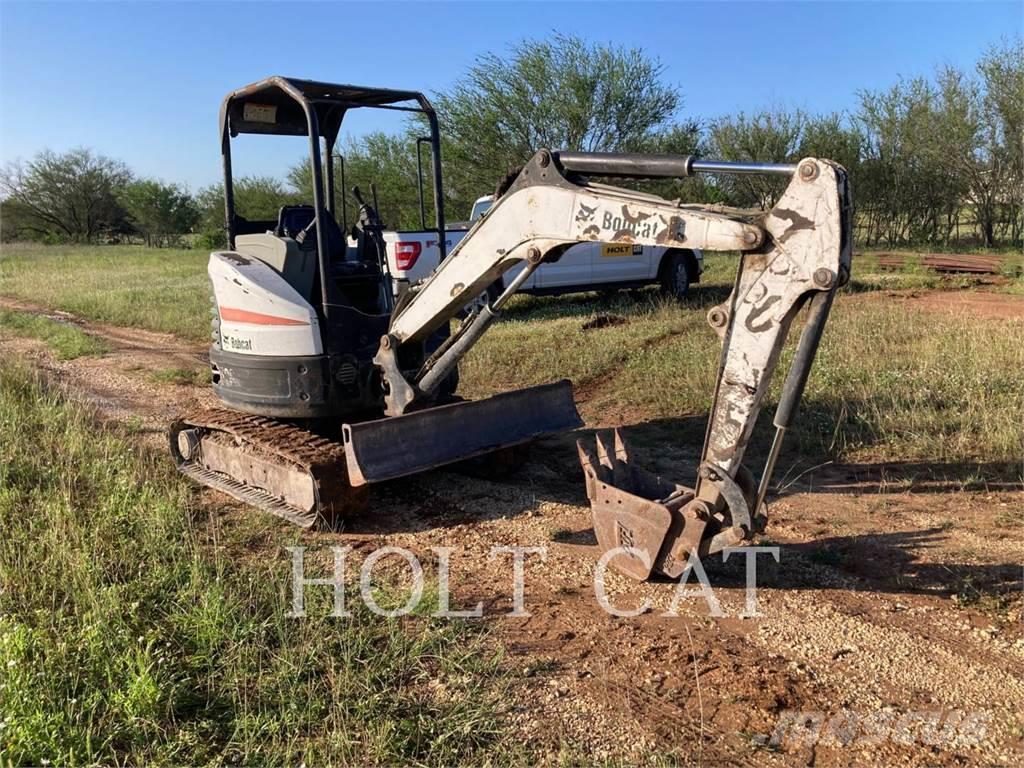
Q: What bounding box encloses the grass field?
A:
[0,308,110,359]
[0,244,210,341]
[2,242,1022,474]
[2,244,1023,764]
[463,291,1024,471]
[1,243,1013,342]
[0,363,514,765]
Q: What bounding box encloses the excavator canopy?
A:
[217,76,447,317]
[219,76,436,143]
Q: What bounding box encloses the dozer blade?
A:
[343,379,583,485]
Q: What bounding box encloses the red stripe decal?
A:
[219,306,309,326]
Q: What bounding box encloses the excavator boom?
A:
[351,150,851,578]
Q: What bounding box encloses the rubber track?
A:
[170,407,366,528]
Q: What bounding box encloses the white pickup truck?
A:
[385,195,703,302]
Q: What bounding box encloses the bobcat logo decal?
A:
[575,202,598,223]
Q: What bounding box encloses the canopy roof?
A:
[220,76,433,145]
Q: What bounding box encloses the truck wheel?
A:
[659,253,690,300]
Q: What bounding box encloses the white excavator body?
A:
[171,77,852,579]
[209,251,322,358]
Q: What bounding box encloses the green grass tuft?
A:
[0,362,514,765]
[0,308,110,359]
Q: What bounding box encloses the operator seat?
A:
[274,205,381,313]
[315,208,348,263]
[276,205,349,264]
[276,205,316,240]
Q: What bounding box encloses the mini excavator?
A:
[170,77,851,579]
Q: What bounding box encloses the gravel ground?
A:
[2,294,1022,766]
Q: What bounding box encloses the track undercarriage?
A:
[169,409,365,528]
[170,379,581,528]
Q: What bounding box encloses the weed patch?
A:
[0,308,109,359]
[0,363,514,765]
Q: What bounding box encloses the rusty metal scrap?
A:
[874,252,1019,275]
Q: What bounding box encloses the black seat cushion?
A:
[276,205,316,240]
[276,205,349,263]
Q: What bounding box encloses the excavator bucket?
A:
[578,430,708,580]
[343,379,583,485]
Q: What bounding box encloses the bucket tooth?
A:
[578,429,704,581]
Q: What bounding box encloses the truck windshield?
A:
[470,198,493,222]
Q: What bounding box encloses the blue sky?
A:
[2,1,1020,190]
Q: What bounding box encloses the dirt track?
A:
[860,287,1024,320]
[2,293,1022,766]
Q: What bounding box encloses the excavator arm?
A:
[375,150,769,414]
[576,157,852,579]
[358,149,851,579]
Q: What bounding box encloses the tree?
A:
[855,78,951,245]
[434,34,681,206]
[0,147,132,242]
[707,108,862,211]
[976,40,1024,244]
[853,53,1022,248]
[119,179,199,246]
[929,66,987,245]
[799,113,864,179]
[708,107,807,209]
[288,132,427,231]
[194,176,300,247]
[0,198,43,242]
